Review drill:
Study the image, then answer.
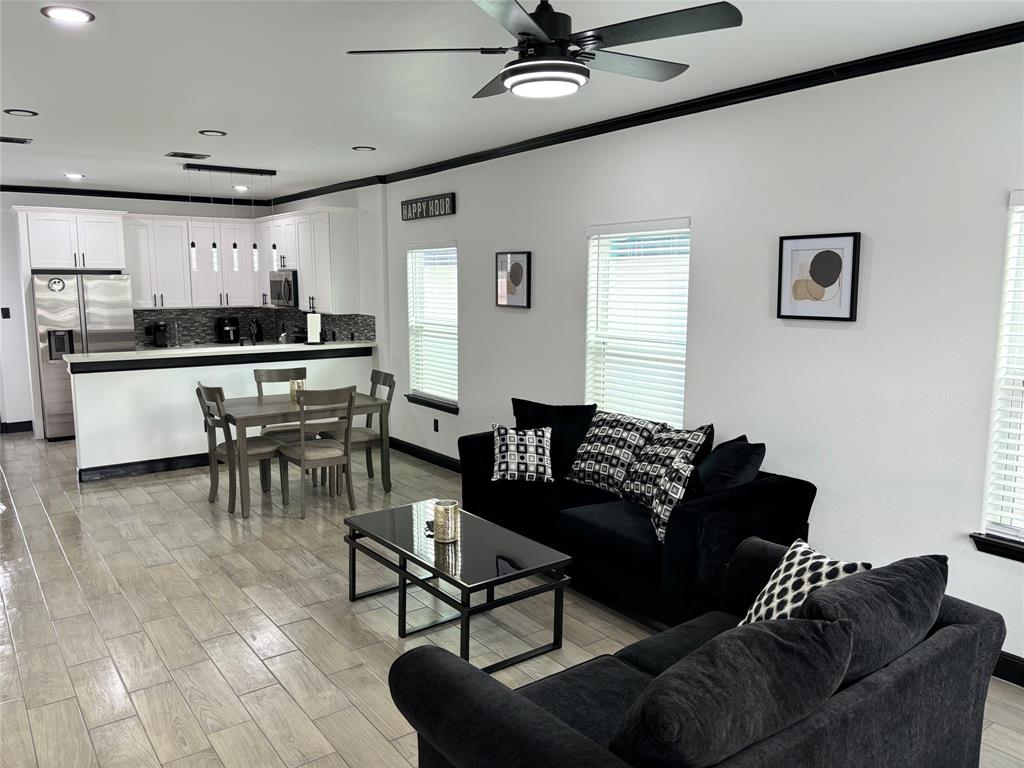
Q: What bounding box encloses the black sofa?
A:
[459,429,816,624]
[390,538,1007,768]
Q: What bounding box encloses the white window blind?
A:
[585,220,691,426]
[986,193,1024,541]
[407,245,459,405]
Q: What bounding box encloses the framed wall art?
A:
[777,232,860,321]
[496,251,531,308]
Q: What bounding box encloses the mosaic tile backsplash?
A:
[134,307,375,347]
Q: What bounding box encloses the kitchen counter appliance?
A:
[32,272,134,439]
[269,269,298,308]
[214,317,240,344]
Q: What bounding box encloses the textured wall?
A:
[134,308,374,346]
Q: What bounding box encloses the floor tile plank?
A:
[171,660,251,735]
[105,631,171,692]
[207,721,285,768]
[0,698,37,768]
[130,681,210,763]
[28,697,99,768]
[89,716,160,768]
[67,657,134,729]
[201,633,276,695]
[239,684,334,768]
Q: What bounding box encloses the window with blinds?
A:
[986,193,1024,541]
[407,245,459,406]
[585,219,691,426]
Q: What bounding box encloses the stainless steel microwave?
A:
[268,270,298,307]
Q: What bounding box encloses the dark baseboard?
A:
[995,651,1024,688]
[79,453,208,482]
[0,420,32,434]
[390,438,461,474]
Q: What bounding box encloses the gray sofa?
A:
[389,538,1006,768]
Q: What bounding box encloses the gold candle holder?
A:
[289,378,306,402]
[434,540,462,577]
[433,499,460,543]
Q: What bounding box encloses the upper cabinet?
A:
[218,219,255,308]
[22,209,125,270]
[124,217,193,309]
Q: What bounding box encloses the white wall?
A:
[0,193,266,426]
[374,48,1024,652]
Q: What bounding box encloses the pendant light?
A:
[229,175,239,272]
[208,171,218,272]
[249,173,259,272]
[270,176,278,271]
[186,169,197,271]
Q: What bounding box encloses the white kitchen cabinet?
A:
[76,214,125,269]
[23,209,124,270]
[189,220,223,308]
[310,209,359,315]
[124,218,156,308]
[296,215,314,312]
[152,219,191,308]
[254,220,274,306]
[219,219,254,308]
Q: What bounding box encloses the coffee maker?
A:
[214,317,240,344]
[146,322,169,348]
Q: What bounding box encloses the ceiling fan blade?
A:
[348,47,510,55]
[582,50,688,82]
[473,73,508,99]
[571,1,741,50]
[473,0,552,43]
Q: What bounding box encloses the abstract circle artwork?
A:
[777,233,860,321]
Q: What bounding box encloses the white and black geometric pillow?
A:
[740,540,872,625]
[647,452,703,543]
[491,424,555,483]
[568,412,664,494]
[622,425,712,508]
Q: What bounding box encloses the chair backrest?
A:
[365,369,396,429]
[254,367,307,396]
[196,382,231,449]
[296,385,356,461]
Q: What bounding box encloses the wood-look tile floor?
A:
[1,432,1021,767]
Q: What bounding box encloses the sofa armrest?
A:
[660,474,816,624]
[457,431,494,514]
[390,646,631,768]
[720,537,788,616]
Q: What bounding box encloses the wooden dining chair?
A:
[254,367,307,442]
[278,385,357,517]
[319,369,395,484]
[196,382,280,515]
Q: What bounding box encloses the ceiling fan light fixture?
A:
[501,58,589,99]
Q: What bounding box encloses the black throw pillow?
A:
[793,554,948,683]
[697,434,766,494]
[512,398,597,479]
[610,619,853,768]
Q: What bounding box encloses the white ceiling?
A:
[1,0,1020,198]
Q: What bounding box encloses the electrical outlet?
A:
[433,418,439,433]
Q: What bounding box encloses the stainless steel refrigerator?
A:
[32,273,134,439]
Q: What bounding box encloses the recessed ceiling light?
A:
[352,146,376,152]
[198,129,227,137]
[64,172,85,180]
[40,5,95,23]
[233,184,249,193]
[4,109,39,117]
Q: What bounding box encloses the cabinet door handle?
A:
[226,292,230,305]
[81,252,85,267]
[73,252,77,268]
[153,294,157,307]
[160,294,164,307]
[218,293,222,306]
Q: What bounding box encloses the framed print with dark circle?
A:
[777,232,860,321]
[496,251,531,308]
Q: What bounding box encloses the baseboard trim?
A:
[0,420,32,434]
[79,453,208,482]
[390,438,461,474]
[995,651,1024,688]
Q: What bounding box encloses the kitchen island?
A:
[65,341,378,480]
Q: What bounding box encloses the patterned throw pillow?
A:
[491,424,554,483]
[740,540,872,625]
[568,412,664,494]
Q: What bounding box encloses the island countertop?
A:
[65,340,377,374]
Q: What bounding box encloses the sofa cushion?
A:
[491,424,555,483]
[557,501,662,583]
[519,655,652,748]
[512,399,597,479]
[621,425,712,528]
[794,554,948,682]
[741,540,871,624]
[698,435,765,494]
[614,611,739,676]
[569,411,664,495]
[474,480,617,547]
[610,619,854,768]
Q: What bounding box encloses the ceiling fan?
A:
[348,0,743,99]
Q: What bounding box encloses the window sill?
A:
[970,532,1024,564]
[405,393,460,415]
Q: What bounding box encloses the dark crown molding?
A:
[0,185,271,206]
[4,21,1022,207]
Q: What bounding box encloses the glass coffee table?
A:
[344,500,571,673]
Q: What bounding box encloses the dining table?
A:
[220,391,391,518]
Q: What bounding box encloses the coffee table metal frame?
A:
[344,512,570,674]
